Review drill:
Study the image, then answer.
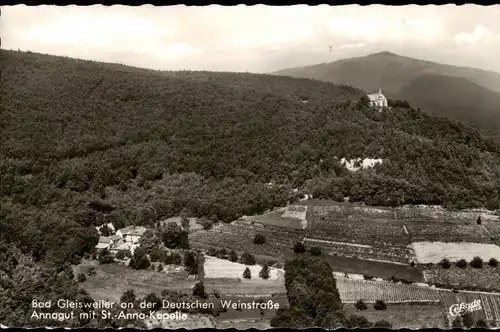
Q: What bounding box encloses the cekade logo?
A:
[449,299,482,317]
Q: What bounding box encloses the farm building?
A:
[95,236,112,251]
[116,226,147,244]
[95,226,146,254]
[367,89,388,107]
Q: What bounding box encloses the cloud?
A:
[326,14,445,44]
[339,42,366,49]
[1,5,500,73]
[454,25,500,46]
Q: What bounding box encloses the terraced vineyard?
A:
[405,222,490,243]
[336,277,442,303]
[189,222,305,258]
[304,238,413,264]
[308,215,409,245]
[336,277,500,326]
[423,265,500,291]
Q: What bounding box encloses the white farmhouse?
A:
[367,89,388,108]
[95,236,112,251]
[116,226,147,244]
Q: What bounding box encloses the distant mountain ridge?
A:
[273,52,500,131]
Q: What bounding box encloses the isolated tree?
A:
[192,281,206,298]
[183,250,198,274]
[181,216,190,230]
[354,299,367,310]
[476,215,482,225]
[470,256,483,268]
[488,257,499,267]
[243,267,251,279]
[198,216,213,230]
[229,250,238,262]
[253,234,266,245]
[259,263,270,280]
[129,247,150,270]
[456,259,468,269]
[293,242,306,254]
[439,258,451,269]
[373,300,387,311]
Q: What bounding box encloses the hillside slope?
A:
[274,52,500,131]
[1,50,500,264]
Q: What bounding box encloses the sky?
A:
[2,5,500,73]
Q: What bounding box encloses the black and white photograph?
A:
[1,4,500,329]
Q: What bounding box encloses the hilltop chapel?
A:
[367,89,388,108]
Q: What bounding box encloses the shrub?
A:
[259,264,270,280]
[120,289,136,304]
[115,251,125,260]
[253,234,266,245]
[77,272,87,283]
[310,247,322,256]
[451,317,462,328]
[157,264,163,272]
[348,314,372,328]
[374,320,392,328]
[243,267,251,279]
[293,242,306,254]
[172,253,182,265]
[240,252,256,265]
[98,249,115,265]
[470,256,483,268]
[363,275,374,280]
[87,267,96,276]
[439,258,451,269]
[488,258,499,267]
[354,299,367,310]
[229,250,238,262]
[410,261,415,267]
[476,319,488,328]
[456,259,468,269]
[207,247,217,256]
[373,300,387,311]
[462,313,474,328]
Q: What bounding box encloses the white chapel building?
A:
[367,89,388,108]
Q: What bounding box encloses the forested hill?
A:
[1,49,500,265]
[273,51,500,132]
